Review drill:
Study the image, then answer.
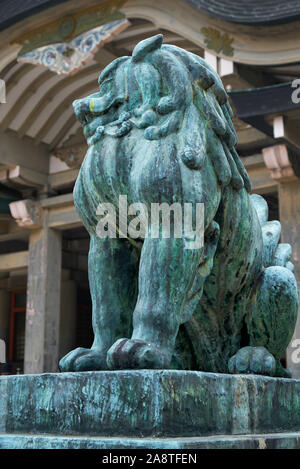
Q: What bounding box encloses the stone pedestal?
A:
[0,370,299,449]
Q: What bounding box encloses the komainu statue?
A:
[59,35,298,377]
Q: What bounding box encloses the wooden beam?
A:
[0,129,49,174]
[1,59,17,79]
[273,115,300,153]
[112,29,159,49]
[249,168,278,194]
[0,165,48,189]
[0,69,53,131]
[220,62,254,91]
[48,206,81,230]
[17,63,100,139]
[0,230,29,242]
[110,22,157,43]
[5,64,34,94]
[0,250,28,272]
[48,169,78,190]
[40,194,78,229]
[40,193,74,210]
[204,55,253,91]
[242,154,277,194]
[235,118,270,148]
[9,199,43,228]
[229,82,300,120]
[243,154,265,168]
[0,163,16,171]
[42,193,81,229]
[50,114,77,150]
[0,213,29,242]
[34,80,98,145]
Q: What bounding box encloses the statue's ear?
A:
[132,34,163,62]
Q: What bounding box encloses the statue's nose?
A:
[73,98,91,126]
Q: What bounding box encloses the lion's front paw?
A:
[228,346,276,377]
[59,347,108,372]
[106,338,171,370]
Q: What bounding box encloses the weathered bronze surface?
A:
[1,371,300,439]
[59,35,299,377]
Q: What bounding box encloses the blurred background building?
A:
[0,0,299,376]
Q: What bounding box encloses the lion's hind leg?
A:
[229,266,298,378]
[228,266,298,377]
[228,194,298,377]
[248,265,298,377]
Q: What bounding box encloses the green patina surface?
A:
[57,34,298,378]
[0,371,299,441]
[1,433,300,449]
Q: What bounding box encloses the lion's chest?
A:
[82,132,184,207]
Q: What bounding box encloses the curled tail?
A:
[246,194,299,377]
[251,194,294,271]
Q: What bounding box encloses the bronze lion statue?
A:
[59,35,298,377]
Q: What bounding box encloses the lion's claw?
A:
[228,346,276,376]
[107,338,171,369]
[59,347,108,372]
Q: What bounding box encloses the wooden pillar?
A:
[24,211,62,374]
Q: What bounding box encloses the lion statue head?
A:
[73,34,251,196]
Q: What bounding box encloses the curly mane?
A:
[86,34,251,192]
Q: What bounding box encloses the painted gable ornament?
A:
[18,19,130,76]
